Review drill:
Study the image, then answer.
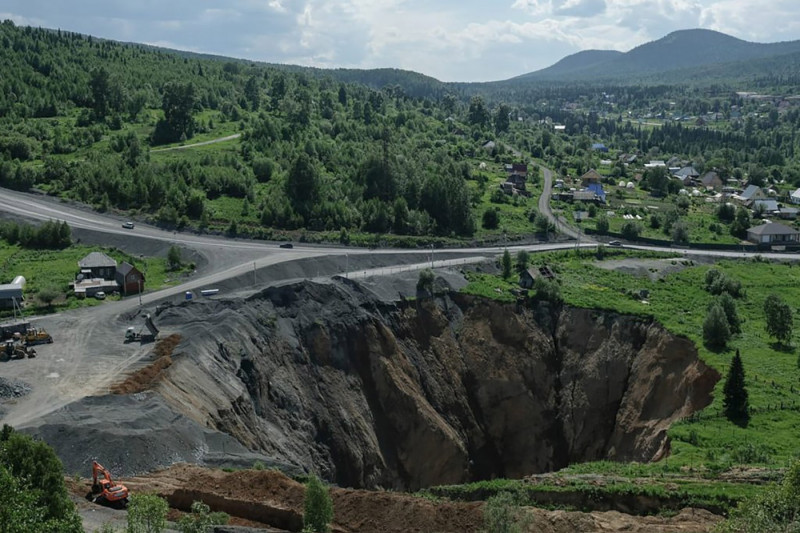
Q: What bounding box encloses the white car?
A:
[94,292,106,300]
[122,221,135,229]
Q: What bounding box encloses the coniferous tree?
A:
[723,349,750,427]
[501,250,512,279]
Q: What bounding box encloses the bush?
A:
[127,492,169,533]
[178,501,229,533]
[595,216,609,235]
[482,207,499,229]
[703,303,731,349]
[483,491,530,533]
[718,459,800,532]
[417,268,435,293]
[303,475,333,533]
[167,245,183,271]
[620,221,642,240]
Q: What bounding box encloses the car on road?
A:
[94,291,106,300]
[279,243,294,249]
[608,240,622,247]
[122,221,135,229]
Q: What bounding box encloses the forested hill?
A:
[513,29,800,83]
[0,21,498,241]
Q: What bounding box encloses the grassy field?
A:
[463,249,800,481]
[0,241,187,316]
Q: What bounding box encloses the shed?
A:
[0,283,23,310]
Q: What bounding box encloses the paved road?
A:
[2,185,800,429]
[538,165,585,241]
[150,133,242,153]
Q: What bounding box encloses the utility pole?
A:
[430,244,434,268]
[138,278,142,306]
[345,253,349,278]
[253,262,256,285]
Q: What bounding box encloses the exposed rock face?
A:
[155,280,719,490]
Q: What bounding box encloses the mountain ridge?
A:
[513,28,800,82]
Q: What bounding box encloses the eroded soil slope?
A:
[149,279,718,490]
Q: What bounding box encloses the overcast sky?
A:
[3,0,800,82]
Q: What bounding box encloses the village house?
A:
[746,222,800,246]
[116,262,146,296]
[737,184,768,205]
[78,252,117,280]
[789,188,800,205]
[700,171,724,190]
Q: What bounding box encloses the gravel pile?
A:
[0,377,31,399]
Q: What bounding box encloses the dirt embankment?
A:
[110,463,721,533]
[146,280,718,491]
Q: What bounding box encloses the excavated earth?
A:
[68,463,723,533]
[36,276,719,491]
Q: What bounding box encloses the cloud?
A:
[700,0,800,42]
[2,0,800,81]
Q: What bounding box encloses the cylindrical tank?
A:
[185,291,193,301]
[12,275,25,288]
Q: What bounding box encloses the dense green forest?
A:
[2,21,800,244]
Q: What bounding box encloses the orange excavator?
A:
[89,461,129,507]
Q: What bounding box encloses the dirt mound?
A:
[110,334,181,394]
[114,464,720,533]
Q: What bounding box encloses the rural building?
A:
[673,166,700,184]
[116,262,145,295]
[518,266,555,289]
[779,207,799,220]
[511,163,528,177]
[78,252,117,281]
[746,222,800,245]
[580,169,603,186]
[738,185,768,205]
[0,282,23,310]
[752,199,780,215]
[790,188,800,204]
[591,143,609,153]
[700,171,723,190]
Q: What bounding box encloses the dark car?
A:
[608,240,622,247]
[122,221,135,229]
[279,243,294,249]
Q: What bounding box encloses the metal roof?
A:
[0,284,23,299]
[747,222,799,236]
[78,252,117,269]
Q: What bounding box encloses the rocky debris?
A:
[0,377,31,399]
[23,392,304,479]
